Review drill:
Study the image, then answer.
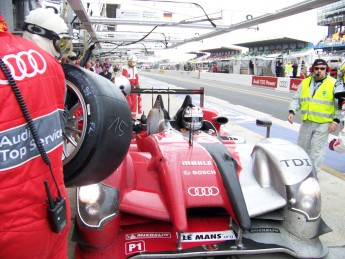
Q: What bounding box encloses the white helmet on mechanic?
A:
[182,105,204,130]
[113,75,131,96]
[127,55,138,67]
[23,8,71,59]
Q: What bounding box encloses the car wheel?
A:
[62,64,132,187]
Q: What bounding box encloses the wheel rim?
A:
[62,80,88,165]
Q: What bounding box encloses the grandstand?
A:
[314,0,345,54]
[180,37,317,77]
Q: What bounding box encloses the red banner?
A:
[252,76,277,88]
[290,78,302,91]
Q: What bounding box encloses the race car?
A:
[62,65,331,258]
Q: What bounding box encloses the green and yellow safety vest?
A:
[300,76,336,123]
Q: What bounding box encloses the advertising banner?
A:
[116,9,172,21]
[276,78,290,92]
[290,78,302,91]
[252,76,277,88]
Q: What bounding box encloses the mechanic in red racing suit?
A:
[329,99,345,153]
[0,8,71,259]
[329,63,345,153]
[122,54,142,118]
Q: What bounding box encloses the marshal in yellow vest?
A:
[300,76,336,123]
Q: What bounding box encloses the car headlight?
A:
[79,184,101,204]
[77,183,119,228]
[287,176,321,221]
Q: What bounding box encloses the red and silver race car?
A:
[62,64,331,259]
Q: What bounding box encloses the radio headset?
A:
[0,57,67,233]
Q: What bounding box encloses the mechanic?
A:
[181,105,204,132]
[329,99,345,153]
[0,8,71,258]
[288,59,341,174]
[329,61,345,154]
[122,54,142,118]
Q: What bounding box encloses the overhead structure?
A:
[65,0,339,59]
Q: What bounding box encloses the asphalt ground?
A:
[66,75,345,258]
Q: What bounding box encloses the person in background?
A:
[329,61,345,153]
[275,61,282,77]
[329,98,345,153]
[288,59,341,174]
[249,59,255,75]
[93,59,101,74]
[300,60,308,78]
[122,54,141,118]
[212,63,218,73]
[99,64,112,80]
[0,8,71,258]
[104,57,113,73]
[84,59,94,72]
[292,61,298,78]
[285,61,293,78]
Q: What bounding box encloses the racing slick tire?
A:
[62,64,132,187]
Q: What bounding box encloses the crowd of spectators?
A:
[316,31,345,47]
[62,54,121,82]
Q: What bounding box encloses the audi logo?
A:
[278,81,288,88]
[188,186,219,196]
[0,49,47,85]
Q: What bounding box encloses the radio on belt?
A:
[44,180,67,233]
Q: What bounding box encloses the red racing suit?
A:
[122,65,141,118]
[330,100,345,153]
[0,18,70,259]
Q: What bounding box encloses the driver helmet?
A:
[22,8,71,59]
[128,55,138,67]
[114,75,131,96]
[182,105,204,130]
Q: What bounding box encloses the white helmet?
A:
[335,81,345,99]
[114,75,131,96]
[128,55,138,67]
[22,8,71,58]
[182,106,203,130]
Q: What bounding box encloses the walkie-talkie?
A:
[44,180,67,233]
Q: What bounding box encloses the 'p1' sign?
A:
[125,240,145,255]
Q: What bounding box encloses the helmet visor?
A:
[184,117,203,123]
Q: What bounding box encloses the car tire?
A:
[62,64,132,187]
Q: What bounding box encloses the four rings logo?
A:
[278,81,288,88]
[0,49,47,85]
[188,186,219,196]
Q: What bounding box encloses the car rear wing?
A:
[131,87,205,110]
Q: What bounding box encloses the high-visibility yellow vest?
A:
[300,76,336,123]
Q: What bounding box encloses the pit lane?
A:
[66,73,345,258]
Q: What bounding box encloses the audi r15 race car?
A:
[62,64,331,259]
